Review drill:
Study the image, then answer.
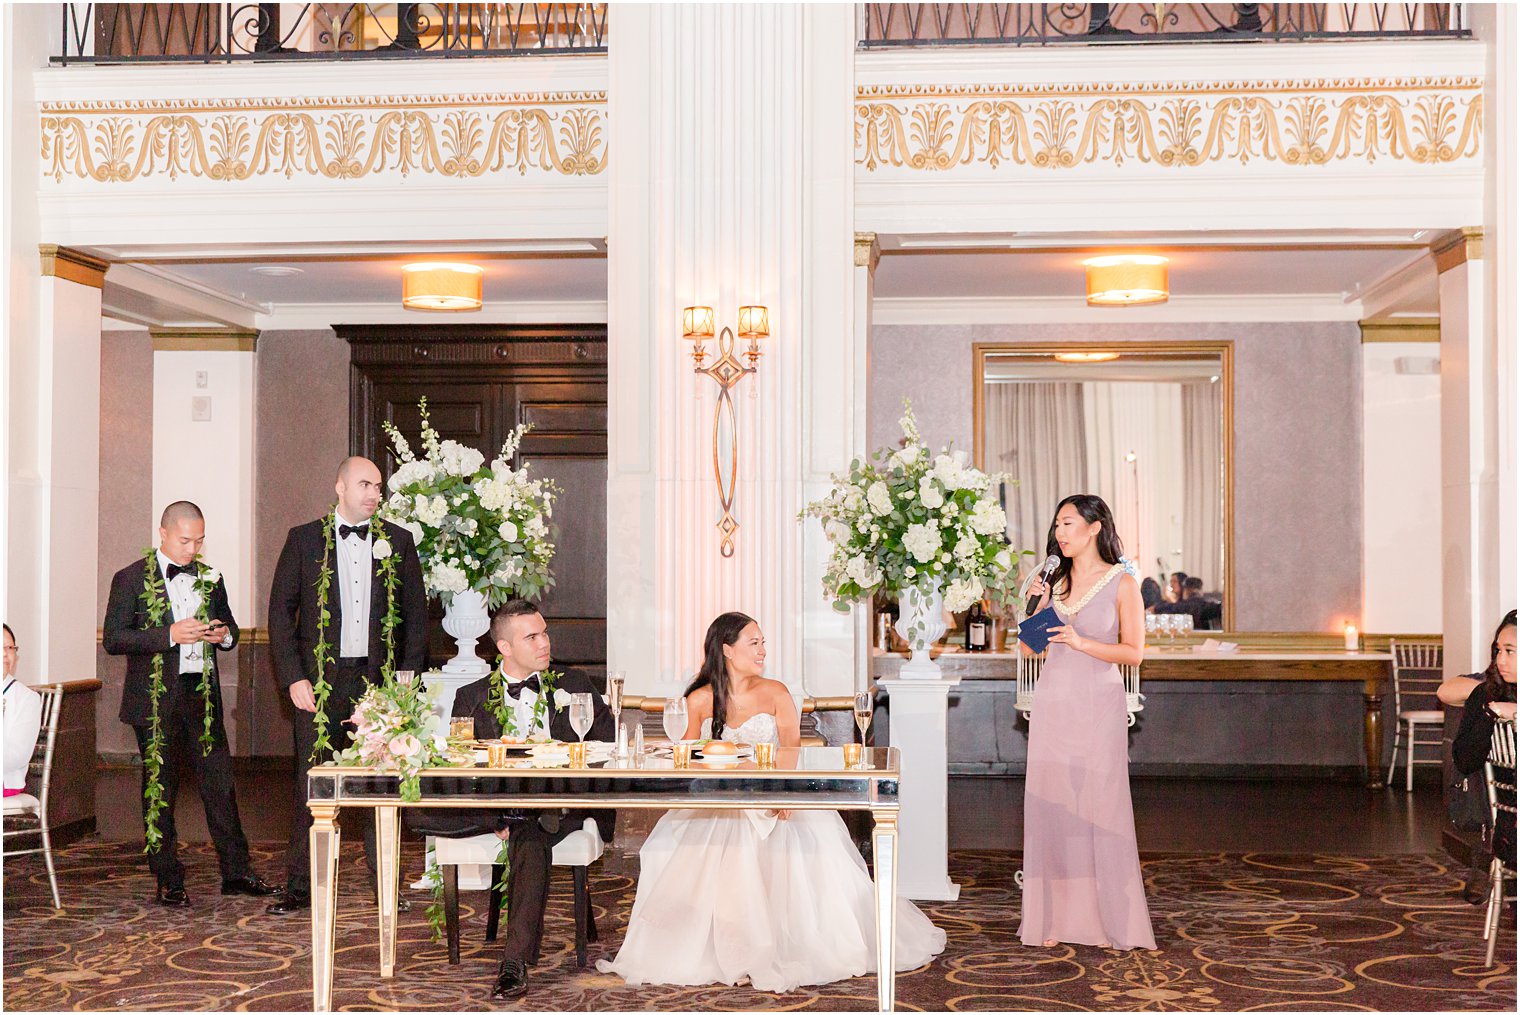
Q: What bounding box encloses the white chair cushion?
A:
[2,793,39,815]
[432,818,604,869]
[1400,710,1445,723]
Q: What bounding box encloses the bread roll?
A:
[702,740,738,756]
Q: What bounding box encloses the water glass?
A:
[569,693,594,743]
[662,697,688,743]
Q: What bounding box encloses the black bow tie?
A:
[166,562,198,581]
[505,675,540,700]
[339,524,369,541]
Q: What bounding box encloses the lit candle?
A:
[1343,623,1359,652]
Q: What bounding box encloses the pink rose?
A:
[387,733,421,758]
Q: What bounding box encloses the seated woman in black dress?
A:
[1452,610,1517,882]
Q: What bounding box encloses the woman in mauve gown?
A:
[1019,494,1156,951]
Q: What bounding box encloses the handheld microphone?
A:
[1026,554,1060,616]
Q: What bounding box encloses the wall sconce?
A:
[682,305,769,558]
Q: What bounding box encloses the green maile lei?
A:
[485,665,562,738]
[137,548,221,852]
[310,509,402,762]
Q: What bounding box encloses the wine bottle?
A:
[967,600,989,652]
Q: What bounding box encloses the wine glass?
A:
[852,691,873,769]
[569,692,594,744]
[662,697,689,744]
[607,671,625,753]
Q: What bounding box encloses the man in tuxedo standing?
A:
[446,600,613,998]
[102,501,280,906]
[264,456,429,914]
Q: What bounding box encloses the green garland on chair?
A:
[309,509,401,763]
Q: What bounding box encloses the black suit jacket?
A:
[103,557,239,726]
[452,665,616,842]
[267,517,429,690]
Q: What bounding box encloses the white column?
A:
[606,5,859,697]
[876,674,961,900]
[6,248,105,684]
[1435,231,1502,677]
[852,233,880,688]
[149,331,259,620]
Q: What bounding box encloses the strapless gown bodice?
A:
[701,712,778,746]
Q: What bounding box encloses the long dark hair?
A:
[1044,494,1124,599]
[1482,609,1517,697]
[684,611,757,739]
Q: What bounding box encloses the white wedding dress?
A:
[597,713,947,991]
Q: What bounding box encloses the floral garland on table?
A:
[136,549,224,851]
[309,509,401,762]
[379,397,559,607]
[485,668,568,738]
[801,400,1033,613]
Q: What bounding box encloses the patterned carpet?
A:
[2,840,1514,1012]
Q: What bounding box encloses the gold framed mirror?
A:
[973,341,1234,630]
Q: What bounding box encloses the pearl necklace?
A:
[1053,562,1125,618]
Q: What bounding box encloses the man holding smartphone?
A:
[103,500,279,906]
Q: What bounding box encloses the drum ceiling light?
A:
[1083,254,1169,306]
[1054,351,1122,363]
[402,262,484,311]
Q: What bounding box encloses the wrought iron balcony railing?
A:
[860,3,1470,47]
[53,3,608,64]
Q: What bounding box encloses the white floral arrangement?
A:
[801,401,1032,612]
[380,398,558,606]
[334,671,471,802]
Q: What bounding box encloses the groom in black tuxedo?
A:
[436,599,613,998]
[102,500,279,905]
[264,456,429,914]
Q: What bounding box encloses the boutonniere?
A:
[372,538,393,561]
[552,688,574,711]
[201,565,222,584]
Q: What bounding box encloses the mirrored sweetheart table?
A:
[306,747,903,1012]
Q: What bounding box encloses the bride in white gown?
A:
[597,612,947,992]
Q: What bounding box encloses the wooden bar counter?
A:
[873,639,1398,787]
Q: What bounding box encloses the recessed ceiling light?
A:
[249,265,304,277]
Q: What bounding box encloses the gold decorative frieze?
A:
[855,78,1482,171]
[40,92,608,184]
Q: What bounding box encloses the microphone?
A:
[1025,554,1060,616]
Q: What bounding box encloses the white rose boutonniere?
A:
[202,566,221,584]
[552,688,574,711]
[372,538,393,561]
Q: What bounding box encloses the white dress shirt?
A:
[504,669,550,738]
[3,678,43,792]
[157,550,233,674]
[334,511,373,658]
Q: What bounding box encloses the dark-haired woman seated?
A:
[597,612,945,990]
[1450,610,1517,894]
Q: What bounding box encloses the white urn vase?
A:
[440,589,491,676]
[895,578,947,680]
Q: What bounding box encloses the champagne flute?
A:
[569,692,594,744]
[853,691,873,769]
[607,671,625,753]
[662,697,688,745]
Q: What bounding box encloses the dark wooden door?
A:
[340,325,608,679]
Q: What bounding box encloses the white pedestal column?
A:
[6,247,106,684]
[606,4,859,697]
[1434,230,1502,678]
[877,673,961,901]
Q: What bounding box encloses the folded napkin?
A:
[1193,638,1239,654]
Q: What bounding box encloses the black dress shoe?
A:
[265,891,311,915]
[492,958,529,999]
[222,874,283,897]
[157,885,191,907]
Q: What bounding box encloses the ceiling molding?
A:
[258,300,610,331]
[1354,249,1438,319]
[103,262,265,329]
[880,229,1433,254]
[1431,226,1484,273]
[86,238,607,264]
[872,294,1363,326]
[38,244,109,289]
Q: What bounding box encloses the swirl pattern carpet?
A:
[3,841,1513,1011]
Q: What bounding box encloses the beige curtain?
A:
[1180,381,1223,591]
[1081,382,1185,579]
[983,382,1087,554]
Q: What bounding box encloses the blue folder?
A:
[1017,605,1063,654]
